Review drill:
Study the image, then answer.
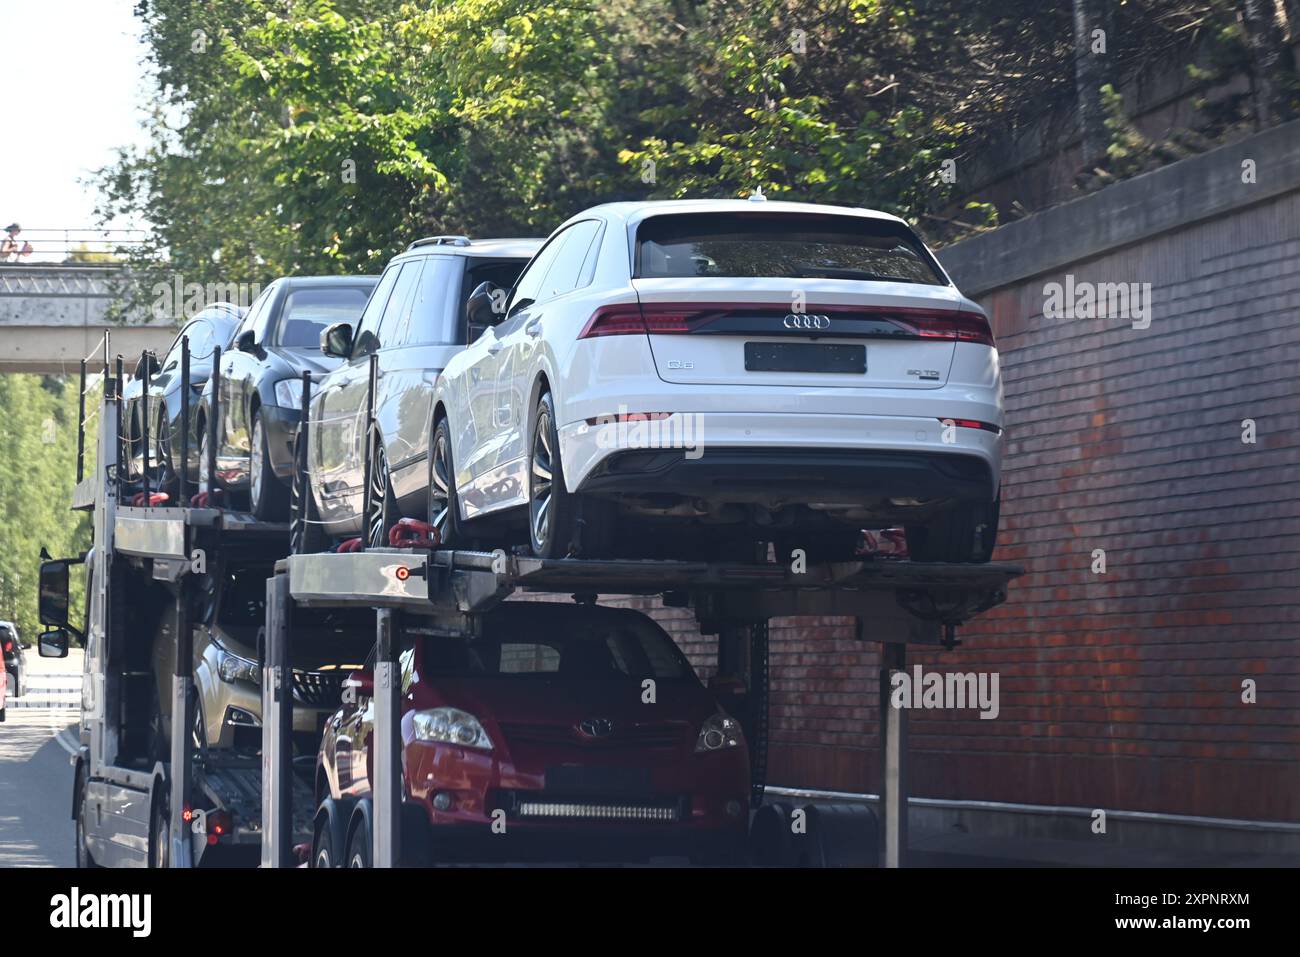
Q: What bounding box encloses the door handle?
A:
[525,319,542,338]
[487,340,504,356]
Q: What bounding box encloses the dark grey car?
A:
[198,275,378,519]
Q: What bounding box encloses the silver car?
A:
[151,553,371,751]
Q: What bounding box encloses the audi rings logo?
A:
[784,313,831,330]
[579,718,616,738]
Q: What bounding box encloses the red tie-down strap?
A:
[334,537,364,553]
[130,492,170,507]
[188,489,226,508]
[388,518,441,550]
[859,528,909,559]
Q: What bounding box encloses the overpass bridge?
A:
[0,263,176,374]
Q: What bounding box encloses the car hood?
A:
[267,346,342,380]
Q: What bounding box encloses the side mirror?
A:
[38,629,69,659]
[134,351,160,381]
[39,560,70,627]
[321,322,354,358]
[236,329,258,354]
[467,282,505,333]
[345,669,374,700]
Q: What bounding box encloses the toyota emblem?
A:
[579,718,616,738]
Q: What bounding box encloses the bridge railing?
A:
[0,228,148,265]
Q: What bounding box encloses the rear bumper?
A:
[559,411,1001,504]
[579,446,995,504]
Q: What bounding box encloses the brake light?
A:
[578,304,645,338]
[906,310,995,346]
[3,640,11,653]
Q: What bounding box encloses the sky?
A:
[0,0,153,253]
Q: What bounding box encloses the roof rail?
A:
[407,235,472,249]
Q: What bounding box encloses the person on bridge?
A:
[1,223,31,262]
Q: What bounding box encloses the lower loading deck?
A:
[267,545,1023,868]
[108,506,1022,867]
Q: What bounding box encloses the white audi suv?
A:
[429,197,1003,562]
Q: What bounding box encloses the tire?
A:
[249,409,288,520]
[75,768,100,869]
[290,434,328,555]
[905,495,1000,563]
[148,787,170,869]
[312,816,338,869]
[528,392,612,558]
[346,817,372,869]
[367,441,397,549]
[429,417,465,547]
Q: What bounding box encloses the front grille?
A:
[514,799,681,823]
[501,721,686,750]
[291,670,345,708]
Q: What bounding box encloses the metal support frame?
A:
[361,353,378,550]
[169,571,195,868]
[373,607,403,868]
[879,641,908,868]
[290,371,312,553]
[141,353,151,501]
[114,356,125,505]
[748,622,770,808]
[77,358,86,483]
[207,346,220,497]
[261,572,295,867]
[178,336,190,505]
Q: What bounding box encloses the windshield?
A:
[636,212,945,285]
[275,286,373,349]
[417,608,694,681]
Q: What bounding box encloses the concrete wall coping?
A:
[937,118,1300,296]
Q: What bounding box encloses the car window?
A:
[376,261,423,348]
[416,611,693,680]
[507,232,568,316]
[404,256,462,346]
[170,317,218,367]
[352,267,401,357]
[461,258,530,343]
[234,287,272,345]
[538,219,602,301]
[276,286,374,350]
[635,212,946,285]
[252,286,282,342]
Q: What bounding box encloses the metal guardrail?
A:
[0,228,147,265]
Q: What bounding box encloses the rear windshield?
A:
[415,609,694,681]
[275,286,373,348]
[635,212,945,285]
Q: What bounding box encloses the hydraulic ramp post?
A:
[878,641,908,869]
[169,571,196,868]
[373,608,403,868]
[261,572,295,867]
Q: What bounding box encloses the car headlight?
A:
[273,377,318,408]
[695,712,745,753]
[217,650,261,685]
[411,708,493,751]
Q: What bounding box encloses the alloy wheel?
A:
[367,443,390,548]
[529,410,554,552]
[250,417,265,513]
[430,430,453,540]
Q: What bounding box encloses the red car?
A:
[313,602,750,865]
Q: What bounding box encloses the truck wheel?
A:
[148,789,170,869]
[312,817,338,868]
[905,495,1000,563]
[346,818,372,868]
[75,768,100,869]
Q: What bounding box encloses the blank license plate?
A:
[744,342,865,374]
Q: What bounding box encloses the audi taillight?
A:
[579,303,696,338]
[902,310,995,346]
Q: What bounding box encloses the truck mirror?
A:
[38,628,70,659]
[39,559,70,627]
